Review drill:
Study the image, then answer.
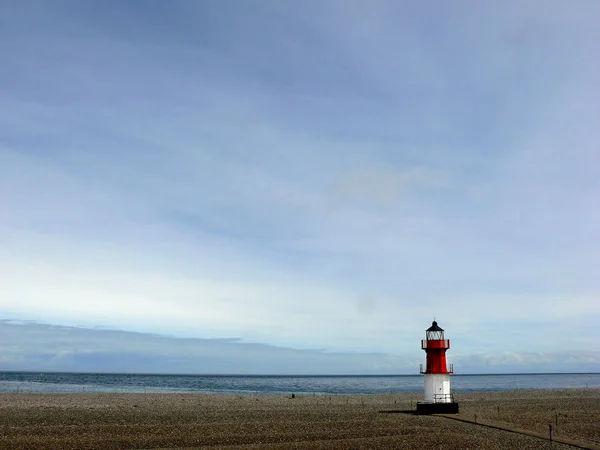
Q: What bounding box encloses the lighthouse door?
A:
[441,378,451,402]
[442,379,450,394]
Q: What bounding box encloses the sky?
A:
[1,0,599,374]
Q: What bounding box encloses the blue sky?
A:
[1,1,599,373]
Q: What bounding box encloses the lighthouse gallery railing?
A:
[433,393,455,403]
[421,339,450,349]
[420,363,453,374]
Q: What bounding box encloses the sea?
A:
[1,372,599,395]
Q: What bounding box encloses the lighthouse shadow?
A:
[379,409,416,415]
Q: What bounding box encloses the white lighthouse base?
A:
[424,374,451,403]
[417,374,459,415]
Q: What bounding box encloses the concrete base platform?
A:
[416,401,459,415]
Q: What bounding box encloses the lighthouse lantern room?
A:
[416,320,459,414]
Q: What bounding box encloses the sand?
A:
[0,389,598,449]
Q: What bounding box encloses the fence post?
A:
[549,424,553,441]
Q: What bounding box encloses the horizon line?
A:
[2,370,599,377]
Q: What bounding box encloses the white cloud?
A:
[327,164,450,211]
[2,321,598,374]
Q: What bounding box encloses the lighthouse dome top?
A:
[427,321,444,332]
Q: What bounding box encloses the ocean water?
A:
[0,372,599,395]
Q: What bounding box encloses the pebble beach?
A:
[1,388,598,449]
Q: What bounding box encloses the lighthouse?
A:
[416,320,459,414]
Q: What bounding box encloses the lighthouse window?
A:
[426,330,444,340]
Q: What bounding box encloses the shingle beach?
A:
[1,388,598,449]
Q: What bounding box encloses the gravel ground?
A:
[457,388,600,444]
[0,390,597,449]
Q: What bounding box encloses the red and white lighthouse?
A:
[416,321,459,414]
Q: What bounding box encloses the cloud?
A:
[0,321,416,375]
[2,321,598,375]
[452,351,600,374]
[0,0,599,366]
[327,164,450,211]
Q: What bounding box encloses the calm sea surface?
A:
[1,372,599,394]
